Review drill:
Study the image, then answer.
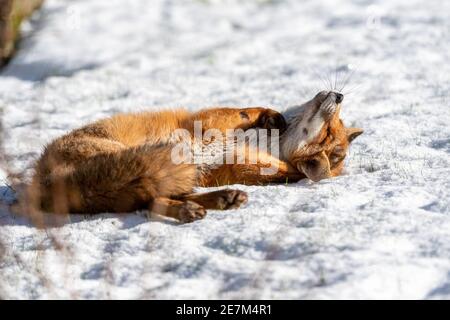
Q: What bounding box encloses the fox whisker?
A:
[339,65,358,93]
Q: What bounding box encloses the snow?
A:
[1,0,450,299]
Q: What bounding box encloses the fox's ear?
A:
[346,128,364,143]
[297,152,331,182]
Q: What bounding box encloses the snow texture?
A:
[0,0,449,299]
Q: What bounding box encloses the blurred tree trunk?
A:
[0,0,44,67]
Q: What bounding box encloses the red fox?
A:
[26,91,362,223]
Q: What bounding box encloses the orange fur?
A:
[26,95,362,223]
[28,107,286,221]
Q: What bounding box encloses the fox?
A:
[24,90,363,223]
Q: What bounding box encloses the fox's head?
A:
[281,91,363,182]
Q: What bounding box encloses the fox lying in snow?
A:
[26,91,363,223]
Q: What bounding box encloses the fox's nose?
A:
[335,93,344,104]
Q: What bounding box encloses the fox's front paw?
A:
[178,201,207,223]
[259,109,287,134]
[319,95,338,120]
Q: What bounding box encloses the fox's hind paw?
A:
[178,201,207,223]
[216,189,248,210]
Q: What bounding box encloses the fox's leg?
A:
[201,150,305,187]
[176,189,248,210]
[150,197,206,223]
[203,164,303,186]
[185,107,287,133]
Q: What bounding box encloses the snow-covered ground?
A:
[0,0,449,299]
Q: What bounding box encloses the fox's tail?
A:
[28,144,197,214]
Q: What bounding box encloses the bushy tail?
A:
[30,144,197,214]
